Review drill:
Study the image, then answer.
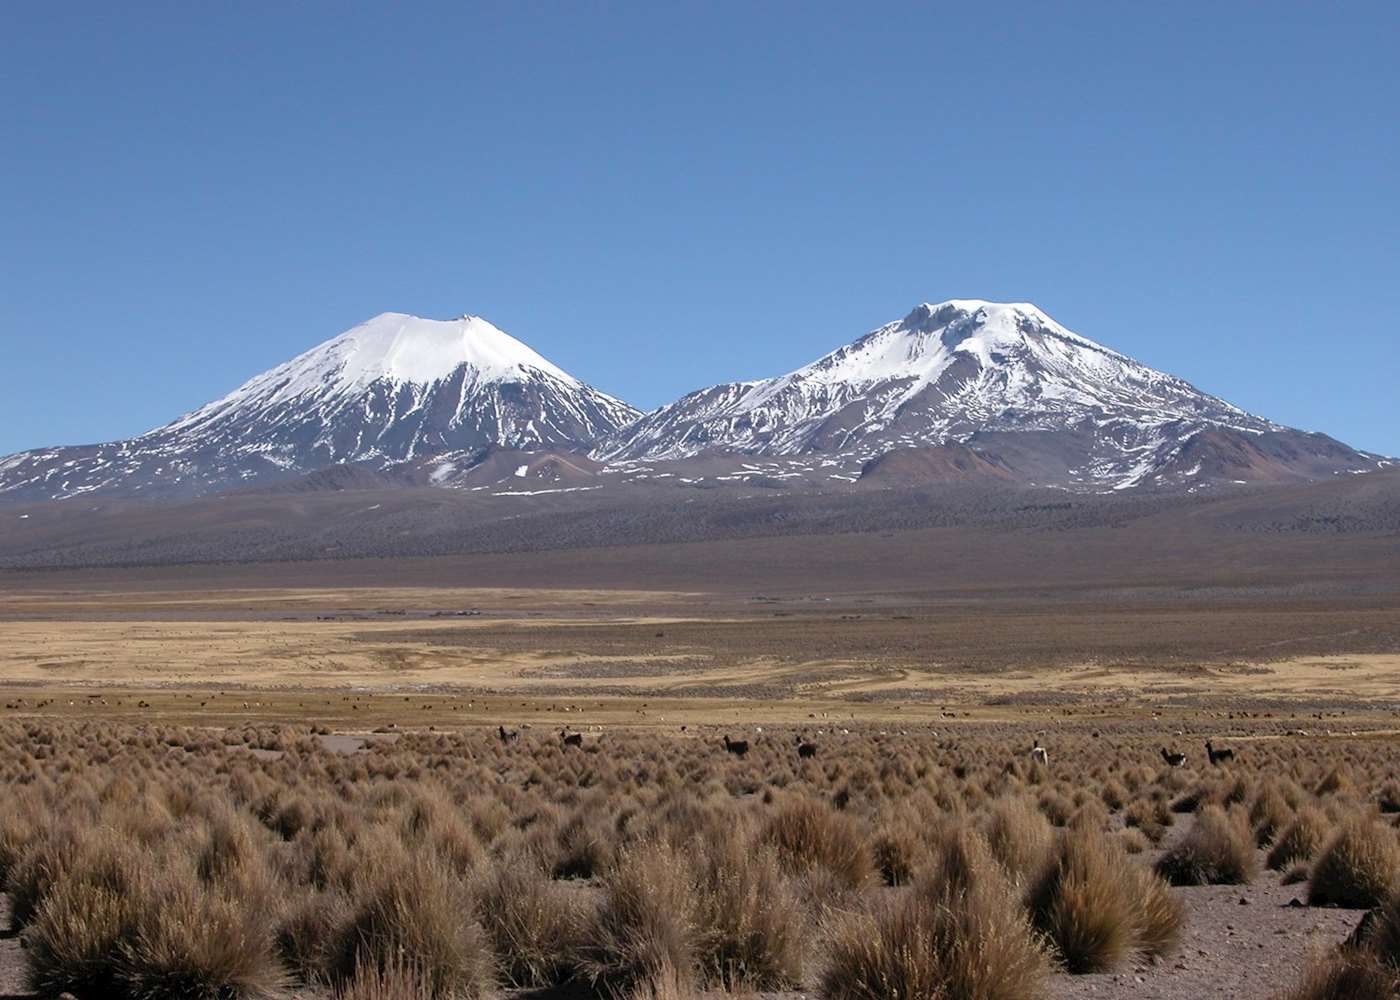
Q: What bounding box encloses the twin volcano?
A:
[0,301,1387,501]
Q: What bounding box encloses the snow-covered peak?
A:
[752,299,1110,399]
[159,311,605,435]
[278,312,573,391]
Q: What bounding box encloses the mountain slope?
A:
[596,300,1387,490]
[0,313,639,501]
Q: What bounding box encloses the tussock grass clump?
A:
[1315,767,1356,799]
[983,796,1055,885]
[23,878,137,998]
[1100,777,1128,811]
[332,956,436,1000]
[691,837,805,989]
[1028,828,1183,973]
[1345,887,1400,964]
[1170,783,1211,815]
[551,808,614,880]
[624,959,695,1000]
[1037,789,1075,827]
[6,827,88,931]
[1134,871,1186,960]
[277,890,352,984]
[1308,816,1400,909]
[1155,805,1258,886]
[476,864,586,989]
[1278,951,1399,1000]
[1249,786,1293,847]
[0,801,37,887]
[761,797,873,889]
[1123,796,1171,843]
[117,875,287,1000]
[334,857,494,999]
[577,840,700,997]
[1120,827,1151,855]
[870,815,931,886]
[820,865,1047,1000]
[1270,806,1331,871]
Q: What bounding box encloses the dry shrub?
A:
[23,878,137,997]
[870,814,931,886]
[1221,775,1252,808]
[1278,889,1400,999]
[117,873,287,1000]
[1362,889,1400,965]
[1028,828,1183,973]
[1250,786,1293,847]
[761,797,872,889]
[7,827,87,931]
[332,955,436,1000]
[552,808,614,880]
[1170,783,1210,815]
[983,796,1054,885]
[1120,827,1151,855]
[195,808,265,886]
[1155,805,1258,886]
[1123,796,1171,843]
[626,958,697,1000]
[1100,778,1128,811]
[1315,767,1355,799]
[819,865,1046,1000]
[334,856,494,999]
[1135,871,1186,959]
[1037,789,1075,827]
[577,840,699,997]
[276,889,352,984]
[692,836,804,989]
[1278,950,1399,1000]
[1270,806,1331,871]
[0,802,36,887]
[398,787,484,878]
[476,863,586,989]
[1068,800,1110,835]
[1308,816,1400,909]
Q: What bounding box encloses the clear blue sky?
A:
[3,2,1397,456]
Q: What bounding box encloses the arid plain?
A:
[2,484,1399,1000]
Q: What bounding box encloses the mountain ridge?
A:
[0,301,1388,502]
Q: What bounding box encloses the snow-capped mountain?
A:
[0,299,1387,503]
[595,300,1387,490]
[0,313,639,500]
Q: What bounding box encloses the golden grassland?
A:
[2,585,1399,729]
[2,583,1399,998]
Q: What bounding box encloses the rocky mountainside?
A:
[596,300,1387,490]
[0,313,638,501]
